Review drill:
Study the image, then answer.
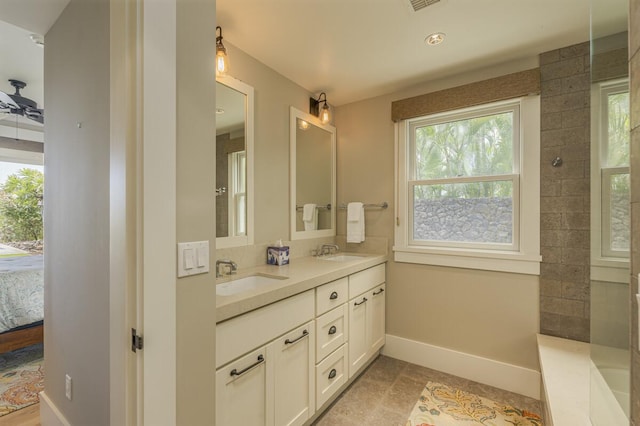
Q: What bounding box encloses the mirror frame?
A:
[289,106,336,240]
[216,75,255,248]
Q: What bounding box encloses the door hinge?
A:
[131,328,143,352]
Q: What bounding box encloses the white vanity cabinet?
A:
[215,260,387,424]
[216,290,315,426]
[348,264,386,378]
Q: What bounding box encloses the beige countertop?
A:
[216,253,388,323]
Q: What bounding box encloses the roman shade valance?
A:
[391,68,540,122]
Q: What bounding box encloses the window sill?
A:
[590,258,629,283]
[393,246,541,275]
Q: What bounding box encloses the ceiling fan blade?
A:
[28,114,44,125]
[0,91,19,109]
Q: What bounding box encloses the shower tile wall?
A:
[539,42,591,342]
[629,0,640,423]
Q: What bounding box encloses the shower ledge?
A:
[537,334,591,426]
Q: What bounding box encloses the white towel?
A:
[302,203,317,231]
[347,202,365,243]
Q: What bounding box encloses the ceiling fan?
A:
[0,79,44,124]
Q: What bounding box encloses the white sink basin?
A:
[320,254,366,262]
[216,274,287,296]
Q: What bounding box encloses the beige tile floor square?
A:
[313,355,542,425]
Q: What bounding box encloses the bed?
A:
[0,254,44,353]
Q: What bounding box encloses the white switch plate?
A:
[65,374,72,400]
[178,241,210,277]
[637,294,640,352]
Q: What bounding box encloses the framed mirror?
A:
[290,106,336,240]
[216,76,254,248]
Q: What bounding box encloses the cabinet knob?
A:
[328,325,337,335]
[373,288,385,296]
[328,368,337,380]
[329,291,338,300]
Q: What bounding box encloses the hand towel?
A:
[347,202,365,243]
[303,203,318,231]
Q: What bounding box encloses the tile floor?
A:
[313,355,542,425]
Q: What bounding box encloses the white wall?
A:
[335,56,542,371]
[44,0,111,422]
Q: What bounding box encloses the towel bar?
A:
[295,204,332,211]
[338,202,388,210]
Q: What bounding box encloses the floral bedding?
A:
[0,255,44,334]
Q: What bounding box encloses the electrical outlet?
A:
[65,374,72,400]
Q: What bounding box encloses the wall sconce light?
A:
[216,26,229,77]
[309,92,330,124]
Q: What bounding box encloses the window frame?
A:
[394,96,541,275]
[590,79,630,283]
[228,150,247,237]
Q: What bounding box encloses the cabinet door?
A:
[348,293,369,378]
[268,321,315,426]
[216,346,268,426]
[368,284,386,353]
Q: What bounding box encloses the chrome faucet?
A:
[320,244,339,255]
[216,259,238,277]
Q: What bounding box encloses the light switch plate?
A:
[637,294,640,352]
[177,241,210,278]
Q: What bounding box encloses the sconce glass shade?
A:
[216,26,229,77]
[216,46,229,76]
[320,103,330,124]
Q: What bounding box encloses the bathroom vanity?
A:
[215,254,387,426]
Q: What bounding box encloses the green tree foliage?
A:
[413,112,513,199]
[607,92,630,168]
[0,168,44,242]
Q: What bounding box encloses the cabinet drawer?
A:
[316,344,347,409]
[316,304,348,361]
[316,277,348,316]
[349,264,385,299]
[216,290,314,368]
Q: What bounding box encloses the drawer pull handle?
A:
[328,368,337,380]
[328,325,337,335]
[373,288,385,296]
[354,297,368,306]
[285,329,309,345]
[230,354,264,377]
[329,291,339,300]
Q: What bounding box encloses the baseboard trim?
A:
[381,334,540,400]
[39,391,71,426]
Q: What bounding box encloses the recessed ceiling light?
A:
[425,32,445,46]
[29,34,44,47]
[216,108,225,114]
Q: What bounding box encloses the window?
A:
[395,97,541,274]
[229,150,246,236]
[591,80,629,282]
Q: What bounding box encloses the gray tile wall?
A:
[539,42,591,342]
[629,1,640,423]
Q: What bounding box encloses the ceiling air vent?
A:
[409,0,440,12]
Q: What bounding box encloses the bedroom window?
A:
[590,79,629,282]
[394,97,541,274]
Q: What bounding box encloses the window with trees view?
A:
[0,150,44,254]
[395,97,540,274]
[594,80,629,261]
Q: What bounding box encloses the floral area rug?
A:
[406,381,542,426]
[0,343,44,417]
